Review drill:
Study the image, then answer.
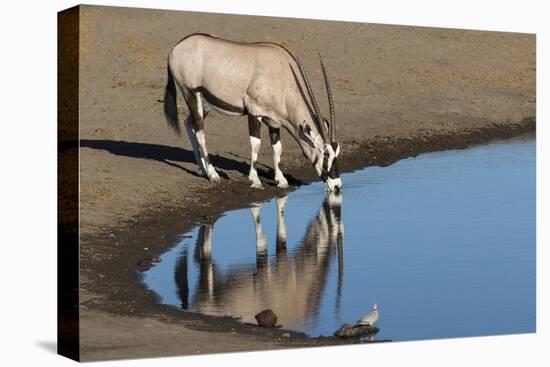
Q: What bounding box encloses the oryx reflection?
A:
[174,192,344,330]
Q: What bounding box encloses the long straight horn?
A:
[319,54,336,143]
[295,57,330,143]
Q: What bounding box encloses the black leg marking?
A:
[268,127,280,145]
[248,116,262,138]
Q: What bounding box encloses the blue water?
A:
[142,137,536,341]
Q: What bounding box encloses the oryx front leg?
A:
[248,116,263,189]
[269,127,289,188]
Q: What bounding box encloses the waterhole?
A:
[142,137,535,341]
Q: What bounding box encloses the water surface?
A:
[142,138,535,341]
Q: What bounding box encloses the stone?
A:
[254,309,278,327]
[334,323,379,338]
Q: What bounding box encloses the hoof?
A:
[208,170,221,182]
[250,181,264,189]
[275,174,289,189]
[276,181,289,189]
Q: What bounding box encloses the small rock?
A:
[334,323,354,337]
[254,309,278,327]
[334,323,379,338]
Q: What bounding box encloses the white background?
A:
[0,0,547,366]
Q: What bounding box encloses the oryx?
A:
[163,33,342,191]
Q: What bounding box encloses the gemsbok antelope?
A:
[163,33,342,191]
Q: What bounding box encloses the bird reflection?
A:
[174,192,344,329]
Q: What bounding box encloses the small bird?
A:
[357,304,379,326]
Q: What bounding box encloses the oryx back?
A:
[168,33,293,118]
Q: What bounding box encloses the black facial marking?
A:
[321,151,330,181]
[328,158,339,179]
[328,142,340,179]
[320,150,340,181]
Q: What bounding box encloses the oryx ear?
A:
[323,117,330,133]
[300,121,316,147]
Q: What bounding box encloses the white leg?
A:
[249,136,263,189]
[195,130,220,182]
[202,224,213,258]
[276,195,288,250]
[251,203,269,273]
[272,140,289,188]
[203,224,215,297]
[251,203,267,253]
[327,192,344,243]
[196,224,215,299]
[184,116,208,177]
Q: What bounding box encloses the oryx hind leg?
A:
[248,115,263,189]
[269,127,289,188]
[185,91,220,182]
[184,115,207,177]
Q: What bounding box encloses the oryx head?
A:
[291,55,342,192]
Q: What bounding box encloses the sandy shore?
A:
[71,5,535,361]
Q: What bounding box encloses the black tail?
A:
[164,62,181,136]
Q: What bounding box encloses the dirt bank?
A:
[71,5,535,361]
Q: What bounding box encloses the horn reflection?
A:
[175,192,345,329]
